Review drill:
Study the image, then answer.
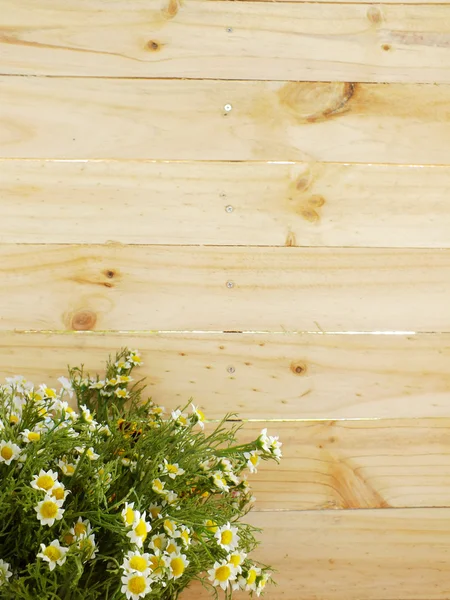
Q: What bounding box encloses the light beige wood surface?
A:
[238,420,450,510]
[3,78,450,164]
[4,160,450,248]
[3,331,450,420]
[183,508,450,600]
[4,1,450,82]
[1,244,450,333]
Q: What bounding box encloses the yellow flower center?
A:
[135,520,147,539]
[171,557,185,578]
[125,507,135,526]
[149,506,160,520]
[41,501,58,519]
[44,546,61,561]
[36,475,54,491]
[129,556,148,572]
[221,530,233,546]
[206,520,218,533]
[131,355,141,364]
[153,536,163,550]
[128,575,146,594]
[166,542,177,554]
[167,464,178,474]
[150,555,165,574]
[64,533,74,545]
[52,487,65,501]
[247,569,257,585]
[216,565,231,582]
[1,447,13,460]
[230,554,241,568]
[164,520,174,534]
[181,531,190,545]
[74,522,87,537]
[250,455,258,466]
[9,415,19,424]
[28,432,40,442]
[65,464,75,475]
[153,480,163,492]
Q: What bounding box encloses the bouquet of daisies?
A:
[0,349,282,599]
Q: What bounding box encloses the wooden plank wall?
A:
[2,0,450,597]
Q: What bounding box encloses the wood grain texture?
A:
[1,245,450,333]
[4,160,450,248]
[4,1,450,82]
[239,420,450,510]
[183,508,450,600]
[3,78,450,164]
[3,332,450,420]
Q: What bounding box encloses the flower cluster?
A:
[0,349,281,599]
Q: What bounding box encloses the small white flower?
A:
[51,482,69,502]
[127,512,151,548]
[77,533,97,561]
[0,441,21,465]
[89,381,105,390]
[31,469,58,492]
[58,376,74,398]
[21,429,41,443]
[121,502,137,527]
[215,522,239,551]
[149,533,167,553]
[121,571,152,600]
[244,450,261,473]
[37,540,68,571]
[168,552,189,580]
[228,550,247,574]
[208,559,238,590]
[35,495,65,526]
[70,517,92,539]
[115,388,130,399]
[0,559,12,585]
[115,359,131,371]
[240,565,261,592]
[152,478,166,495]
[258,428,282,459]
[212,471,229,492]
[127,350,142,366]
[58,456,78,476]
[121,551,152,574]
[80,404,94,423]
[160,459,185,480]
[190,403,206,428]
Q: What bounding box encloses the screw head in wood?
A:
[226,281,234,288]
[225,205,234,213]
[226,27,233,33]
[224,104,232,112]
[227,366,235,374]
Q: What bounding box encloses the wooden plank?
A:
[238,420,450,510]
[2,78,450,164]
[3,331,450,420]
[4,1,450,82]
[4,160,450,248]
[1,245,450,333]
[184,508,450,600]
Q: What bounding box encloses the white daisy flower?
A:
[148,503,162,521]
[258,428,282,459]
[34,495,65,526]
[115,388,129,399]
[165,490,179,505]
[240,565,261,592]
[165,540,181,555]
[38,385,57,399]
[178,526,191,547]
[30,469,58,493]
[121,551,152,574]
[118,374,133,383]
[160,459,185,480]
[51,482,69,503]
[228,550,247,575]
[149,533,167,553]
[37,540,68,571]
[115,359,131,371]
[168,552,189,580]
[58,457,78,476]
[70,517,92,539]
[244,450,261,473]
[127,350,142,366]
[152,478,166,495]
[121,572,152,600]
[121,502,137,527]
[215,522,239,551]
[97,424,111,437]
[190,403,206,428]
[89,381,105,390]
[212,471,229,492]
[127,512,151,548]
[0,559,12,585]
[208,559,238,590]
[57,376,74,398]
[148,551,167,579]
[0,441,21,465]
[170,409,190,427]
[21,429,41,444]
[256,571,270,596]
[78,533,98,561]
[163,519,177,537]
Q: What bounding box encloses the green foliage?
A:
[0,350,281,599]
